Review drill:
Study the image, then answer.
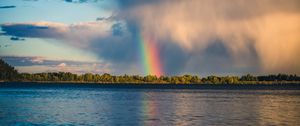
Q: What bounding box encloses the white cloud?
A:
[30,57,44,64]
[17,62,111,74]
[57,62,67,67]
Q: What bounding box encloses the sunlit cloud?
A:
[30,57,44,64]
[121,0,300,74]
[57,62,67,67]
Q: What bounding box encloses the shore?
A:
[1,82,300,90]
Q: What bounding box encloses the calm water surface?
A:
[0,84,300,126]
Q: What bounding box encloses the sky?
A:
[0,0,300,76]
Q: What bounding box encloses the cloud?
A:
[30,57,44,64]
[111,23,123,36]
[0,20,139,74]
[0,6,16,9]
[120,0,300,74]
[57,62,67,67]
[64,0,101,3]
[116,0,160,9]
[1,56,111,74]
[10,37,25,41]
[17,63,111,74]
[2,0,300,75]
[1,22,66,38]
[20,0,101,3]
[1,21,113,48]
[1,56,89,66]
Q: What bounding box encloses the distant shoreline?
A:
[1,82,300,90]
[1,80,300,84]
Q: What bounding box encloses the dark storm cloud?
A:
[0,23,61,38]
[90,34,136,63]
[186,41,259,75]
[159,42,190,75]
[116,0,161,8]
[111,23,123,36]
[159,40,260,76]
[90,22,137,63]
[0,6,16,9]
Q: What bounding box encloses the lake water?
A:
[0,83,300,126]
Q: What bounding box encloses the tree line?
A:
[1,59,300,84]
[16,73,300,84]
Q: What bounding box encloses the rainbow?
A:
[138,32,164,76]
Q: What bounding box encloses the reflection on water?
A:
[0,87,300,126]
[257,93,300,125]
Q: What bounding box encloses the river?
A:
[0,83,300,125]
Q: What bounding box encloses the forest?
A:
[1,59,300,84]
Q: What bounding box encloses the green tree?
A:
[0,59,18,81]
[240,74,257,81]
